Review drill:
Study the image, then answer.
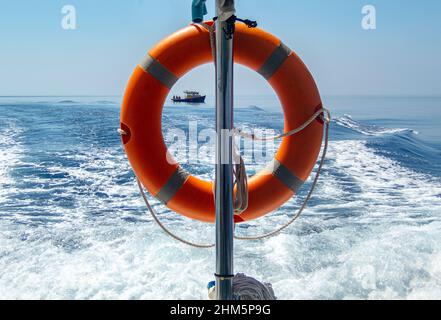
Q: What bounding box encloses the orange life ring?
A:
[120,22,323,223]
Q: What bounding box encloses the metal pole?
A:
[215,0,235,300]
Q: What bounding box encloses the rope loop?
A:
[131,109,330,247]
[234,117,330,241]
[234,108,330,141]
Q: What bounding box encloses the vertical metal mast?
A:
[215,0,235,300]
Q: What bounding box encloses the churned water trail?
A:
[0,96,440,299]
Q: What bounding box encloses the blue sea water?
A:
[0,95,440,299]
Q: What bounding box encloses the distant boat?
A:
[172,91,206,104]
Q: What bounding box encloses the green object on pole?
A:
[192,0,208,23]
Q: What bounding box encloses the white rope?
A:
[123,110,330,247]
[233,145,249,214]
[208,273,277,300]
[233,108,331,141]
[136,178,215,248]
[234,112,330,240]
[232,273,277,300]
[232,108,330,218]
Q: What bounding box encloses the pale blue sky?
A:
[0,0,440,96]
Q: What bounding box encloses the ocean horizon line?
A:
[1,94,441,99]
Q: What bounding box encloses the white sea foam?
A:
[0,121,23,200]
[335,115,419,136]
[1,136,440,299]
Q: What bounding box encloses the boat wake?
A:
[0,101,440,299]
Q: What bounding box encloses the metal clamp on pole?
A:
[213,15,257,40]
[215,0,236,301]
